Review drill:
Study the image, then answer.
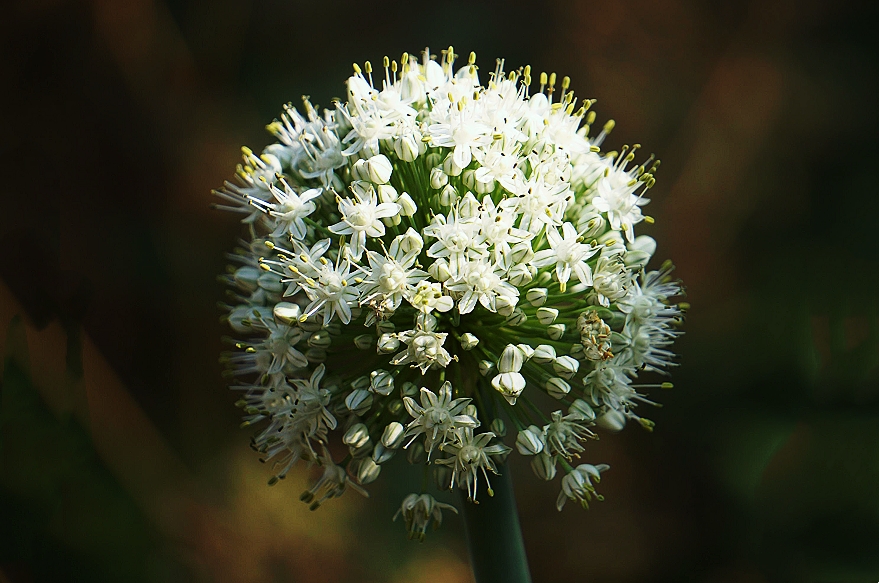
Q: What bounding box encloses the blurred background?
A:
[2,0,878,581]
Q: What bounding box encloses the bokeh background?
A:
[2,0,878,581]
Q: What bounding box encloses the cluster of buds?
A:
[217,47,685,538]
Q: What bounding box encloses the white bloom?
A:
[532,222,599,292]
[556,463,609,511]
[219,48,685,523]
[435,428,512,502]
[329,183,401,260]
[403,381,478,457]
[394,493,458,541]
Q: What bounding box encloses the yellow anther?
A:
[241,146,253,156]
[661,382,674,389]
[354,277,364,284]
[265,241,275,249]
[391,60,398,72]
[352,63,361,74]
[605,239,617,247]
[299,314,309,323]
[586,111,596,124]
[561,75,570,90]
[539,71,547,85]
[560,281,567,293]
[548,72,557,87]
[300,253,309,262]
[383,56,389,68]
[469,51,476,65]
[603,119,615,133]
[288,265,299,273]
[364,61,372,74]
[319,257,328,265]
[259,263,271,271]
[644,216,655,224]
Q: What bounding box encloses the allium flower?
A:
[217,47,686,540]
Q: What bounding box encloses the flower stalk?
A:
[461,463,532,583]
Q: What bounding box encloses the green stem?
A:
[461,464,532,583]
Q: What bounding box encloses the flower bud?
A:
[442,152,463,176]
[505,308,527,326]
[536,307,559,325]
[377,333,400,353]
[569,399,596,422]
[372,443,394,464]
[366,154,393,184]
[398,192,417,216]
[428,259,452,282]
[398,228,424,254]
[553,355,580,379]
[596,409,626,432]
[532,344,557,364]
[516,343,535,360]
[381,422,405,449]
[531,452,557,481]
[343,423,371,448]
[425,152,442,168]
[507,264,533,286]
[459,333,479,350]
[526,288,548,307]
[490,418,507,437]
[354,334,374,350]
[510,242,535,265]
[547,323,566,340]
[351,159,369,181]
[439,184,458,206]
[462,169,477,190]
[370,369,395,396]
[345,389,373,416]
[356,458,382,484]
[416,312,438,331]
[474,176,495,194]
[350,375,370,390]
[498,344,525,373]
[516,426,545,455]
[377,183,399,203]
[308,330,332,349]
[495,295,516,317]
[272,302,301,325]
[400,381,418,397]
[479,360,494,376]
[377,320,396,334]
[491,372,526,405]
[394,135,420,162]
[545,377,571,399]
[430,167,449,189]
[407,441,427,464]
[305,348,327,363]
[458,192,479,217]
[258,272,283,293]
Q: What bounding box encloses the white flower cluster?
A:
[217,47,686,537]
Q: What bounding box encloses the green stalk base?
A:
[461,464,532,583]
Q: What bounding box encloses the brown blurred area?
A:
[1,0,878,582]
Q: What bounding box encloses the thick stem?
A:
[461,464,532,583]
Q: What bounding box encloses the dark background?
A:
[2,0,878,581]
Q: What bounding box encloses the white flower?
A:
[445,258,519,314]
[394,493,459,541]
[403,381,478,457]
[435,428,512,502]
[219,48,685,525]
[532,222,599,292]
[591,167,649,242]
[556,463,609,511]
[391,328,453,373]
[329,183,401,260]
